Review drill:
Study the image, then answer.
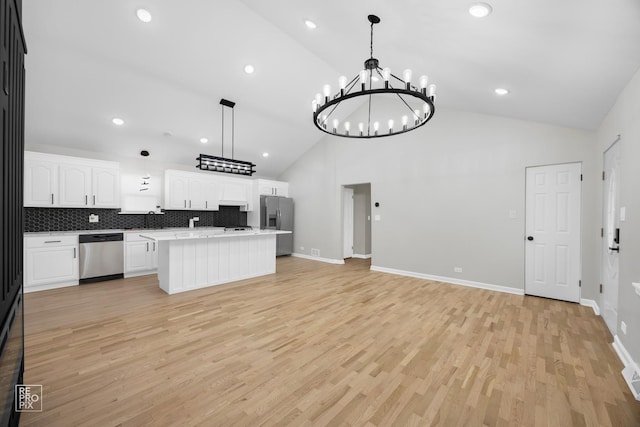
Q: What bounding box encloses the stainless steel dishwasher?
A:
[79,233,124,283]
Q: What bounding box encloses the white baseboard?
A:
[369,265,524,296]
[612,335,640,400]
[291,253,345,265]
[579,298,600,315]
[352,254,371,259]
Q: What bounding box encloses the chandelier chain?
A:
[370,21,374,59]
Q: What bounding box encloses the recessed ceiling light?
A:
[304,20,317,29]
[469,3,492,18]
[112,118,124,126]
[262,152,269,157]
[136,9,152,23]
[494,88,510,96]
[244,64,255,74]
[200,137,208,143]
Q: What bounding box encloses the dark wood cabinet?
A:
[0,0,26,424]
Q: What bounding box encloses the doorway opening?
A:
[342,184,372,261]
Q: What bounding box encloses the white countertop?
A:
[24,227,226,237]
[139,229,291,241]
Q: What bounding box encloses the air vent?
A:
[622,364,640,400]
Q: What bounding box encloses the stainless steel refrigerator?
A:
[260,195,293,256]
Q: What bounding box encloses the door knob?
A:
[527,236,534,241]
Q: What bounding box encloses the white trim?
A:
[579,298,601,315]
[23,280,78,293]
[613,335,634,368]
[291,253,345,265]
[612,335,640,400]
[352,254,371,259]
[370,265,524,296]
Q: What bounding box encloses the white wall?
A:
[280,104,598,296]
[596,66,640,367]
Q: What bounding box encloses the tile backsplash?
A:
[24,206,247,232]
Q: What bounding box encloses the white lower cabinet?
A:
[24,235,79,292]
[124,232,158,277]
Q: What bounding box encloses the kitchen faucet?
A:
[189,217,199,229]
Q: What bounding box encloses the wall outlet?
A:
[300,246,305,251]
[454,267,463,273]
[621,321,627,335]
[374,215,381,221]
[89,214,99,223]
[311,248,320,257]
[509,209,517,219]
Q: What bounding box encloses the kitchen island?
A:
[139,229,291,294]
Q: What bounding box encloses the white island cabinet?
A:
[139,229,291,294]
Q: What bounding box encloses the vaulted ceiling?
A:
[23,0,640,177]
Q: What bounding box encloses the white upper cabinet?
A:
[256,179,289,197]
[164,170,219,211]
[59,163,92,206]
[24,158,58,206]
[219,177,251,210]
[24,151,120,208]
[92,167,120,207]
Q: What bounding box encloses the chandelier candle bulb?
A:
[344,121,350,135]
[374,121,380,136]
[338,75,347,95]
[419,75,429,92]
[323,84,331,102]
[315,93,322,106]
[414,109,421,125]
[359,70,368,90]
[359,122,364,136]
[312,100,318,112]
[388,119,394,133]
[322,114,327,129]
[403,69,413,90]
[428,84,437,98]
[333,118,339,133]
[402,115,408,130]
[383,67,391,88]
[423,103,430,118]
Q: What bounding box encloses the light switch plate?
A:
[632,282,640,297]
[620,207,626,221]
[89,214,99,223]
[374,215,381,221]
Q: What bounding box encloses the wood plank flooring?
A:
[21,257,640,426]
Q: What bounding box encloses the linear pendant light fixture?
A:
[312,15,436,139]
[196,98,256,176]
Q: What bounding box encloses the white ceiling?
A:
[23,0,640,178]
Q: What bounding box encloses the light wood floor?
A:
[21,257,640,426]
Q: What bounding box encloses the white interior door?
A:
[601,141,621,334]
[343,187,354,259]
[525,163,582,302]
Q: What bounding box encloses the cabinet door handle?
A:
[73,248,76,258]
[189,200,192,208]
[44,240,61,243]
[146,242,149,251]
[93,195,96,205]
[184,200,186,208]
[85,195,88,205]
[51,193,54,204]
[206,201,208,209]
[153,242,156,251]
